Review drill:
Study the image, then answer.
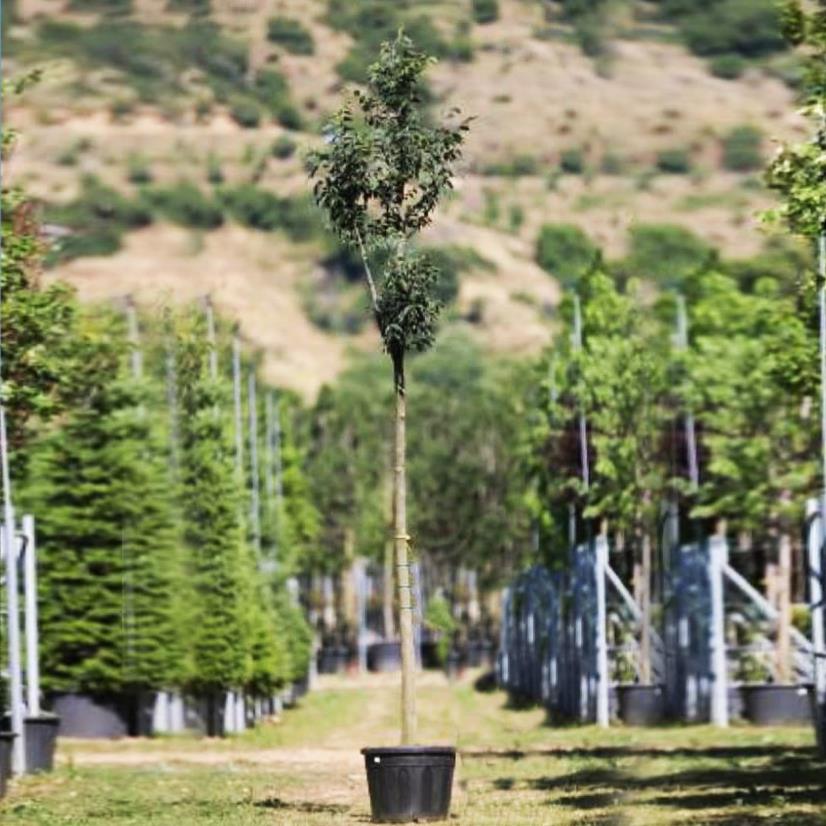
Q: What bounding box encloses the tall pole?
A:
[677,295,699,490]
[204,296,218,381]
[232,333,244,481]
[247,371,261,555]
[0,236,26,775]
[164,310,180,478]
[594,534,610,727]
[709,532,729,727]
[572,294,590,491]
[817,232,826,753]
[22,514,40,717]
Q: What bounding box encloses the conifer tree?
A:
[26,316,181,696]
[176,321,249,696]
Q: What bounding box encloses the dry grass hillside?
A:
[3,0,808,397]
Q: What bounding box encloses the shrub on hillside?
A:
[721,125,763,172]
[127,153,153,184]
[709,53,746,80]
[271,135,297,159]
[536,223,598,286]
[166,0,211,14]
[472,0,499,25]
[267,16,314,54]
[560,148,586,175]
[678,0,785,58]
[69,0,132,13]
[219,185,322,241]
[623,224,714,284]
[656,147,692,174]
[230,97,261,129]
[144,182,224,229]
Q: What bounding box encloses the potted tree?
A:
[309,32,469,822]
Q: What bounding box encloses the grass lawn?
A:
[2,672,824,824]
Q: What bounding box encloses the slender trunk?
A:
[639,530,652,685]
[777,527,793,685]
[393,352,416,745]
[382,471,395,640]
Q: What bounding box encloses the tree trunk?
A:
[382,472,395,640]
[639,530,653,685]
[393,353,417,745]
[777,529,793,685]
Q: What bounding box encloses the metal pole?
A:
[709,534,729,727]
[164,313,180,478]
[247,372,261,554]
[807,498,826,753]
[22,514,40,717]
[0,230,26,772]
[232,334,244,480]
[125,296,143,380]
[572,294,590,491]
[204,296,218,380]
[676,294,700,490]
[594,534,610,727]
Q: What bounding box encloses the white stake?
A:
[22,514,40,717]
[232,334,244,480]
[0,235,26,772]
[709,534,729,727]
[676,295,699,490]
[572,294,590,491]
[594,534,610,727]
[247,372,261,554]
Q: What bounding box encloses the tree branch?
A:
[355,227,380,315]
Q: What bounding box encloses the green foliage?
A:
[267,16,315,55]
[535,223,599,287]
[424,594,456,664]
[621,224,714,286]
[481,154,539,177]
[69,0,133,13]
[560,148,585,175]
[309,32,468,369]
[229,97,261,129]
[721,125,763,172]
[472,0,499,25]
[166,0,211,14]
[656,147,692,174]
[33,19,300,120]
[127,153,153,184]
[45,176,152,265]
[220,185,323,241]
[326,0,466,84]
[271,135,297,159]
[764,2,826,240]
[175,329,250,692]
[1,187,78,458]
[143,182,224,229]
[27,327,182,694]
[675,0,786,59]
[709,53,747,80]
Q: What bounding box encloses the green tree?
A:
[308,32,468,744]
[26,318,182,697]
[175,322,249,696]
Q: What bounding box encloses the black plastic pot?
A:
[335,645,352,673]
[368,641,402,673]
[420,641,441,670]
[0,733,14,798]
[616,684,666,726]
[741,684,813,726]
[465,640,484,668]
[52,693,129,739]
[317,646,340,675]
[362,746,455,823]
[23,716,60,773]
[445,649,462,682]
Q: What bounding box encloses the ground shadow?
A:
[463,745,817,761]
[486,746,826,824]
[255,797,350,815]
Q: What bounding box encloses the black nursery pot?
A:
[741,684,813,726]
[0,732,15,798]
[368,641,402,673]
[616,684,666,726]
[5,715,61,773]
[362,746,456,823]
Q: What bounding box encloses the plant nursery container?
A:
[616,684,666,725]
[741,684,813,725]
[368,641,402,673]
[445,648,462,682]
[0,732,15,798]
[22,715,60,773]
[52,693,130,739]
[317,646,341,674]
[420,640,440,670]
[362,746,456,823]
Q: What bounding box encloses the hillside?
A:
[2,0,809,397]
